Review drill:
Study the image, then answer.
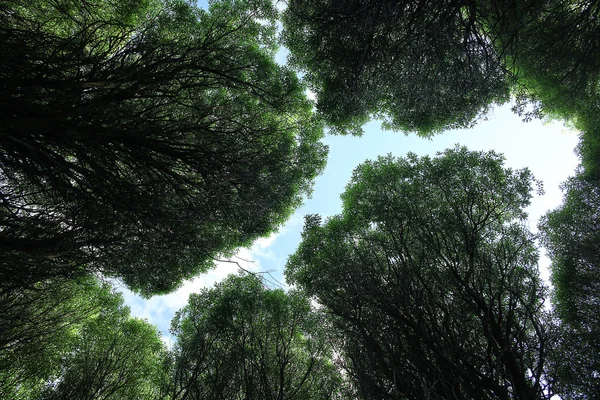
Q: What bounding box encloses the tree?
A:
[287,147,551,399]
[511,0,600,113]
[41,300,166,400]
[165,273,346,400]
[0,276,123,399]
[281,0,536,135]
[0,0,327,295]
[501,0,600,178]
[539,173,600,399]
[0,274,166,399]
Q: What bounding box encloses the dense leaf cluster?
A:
[1,273,348,400]
[281,0,539,135]
[539,175,600,399]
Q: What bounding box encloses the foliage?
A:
[0,276,122,399]
[0,0,326,296]
[539,174,600,398]
[41,300,166,400]
[280,0,531,135]
[2,1,599,398]
[513,0,600,106]
[166,273,347,400]
[280,0,600,182]
[508,0,600,178]
[287,147,551,399]
[0,274,165,399]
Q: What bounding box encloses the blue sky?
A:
[121,103,580,343]
[120,0,581,343]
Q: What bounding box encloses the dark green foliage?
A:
[287,147,550,399]
[509,0,600,179]
[512,3,600,395]
[280,0,600,179]
[281,0,527,135]
[514,0,600,105]
[540,174,600,398]
[0,0,326,295]
[1,0,599,398]
[166,273,347,400]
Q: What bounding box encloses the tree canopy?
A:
[281,0,600,163]
[165,273,347,400]
[0,0,326,295]
[539,174,600,398]
[511,0,600,179]
[287,147,551,399]
[0,275,164,400]
[281,0,532,135]
[40,301,165,400]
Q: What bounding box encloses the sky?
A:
[120,0,582,344]
[121,102,581,345]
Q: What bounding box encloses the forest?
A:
[0,0,598,399]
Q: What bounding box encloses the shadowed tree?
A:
[0,0,327,296]
[287,147,552,399]
[280,0,547,135]
[40,300,166,400]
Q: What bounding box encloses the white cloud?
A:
[247,232,279,262]
[255,232,278,249]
